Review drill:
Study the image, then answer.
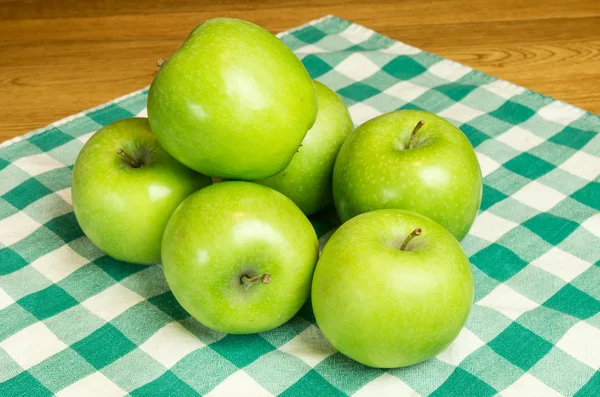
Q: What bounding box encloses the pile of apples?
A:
[72,18,482,369]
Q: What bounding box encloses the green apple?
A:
[333,110,482,240]
[72,118,210,264]
[312,209,474,368]
[161,181,319,334]
[255,81,353,215]
[148,18,317,180]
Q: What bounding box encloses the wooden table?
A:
[1,0,599,141]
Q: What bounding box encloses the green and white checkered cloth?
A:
[1,15,599,396]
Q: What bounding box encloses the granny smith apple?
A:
[72,118,210,264]
[161,181,319,334]
[312,209,474,368]
[333,110,482,240]
[148,17,317,180]
[255,81,353,215]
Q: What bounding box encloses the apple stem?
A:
[156,58,166,68]
[407,120,425,149]
[240,273,272,286]
[399,228,422,251]
[117,149,142,168]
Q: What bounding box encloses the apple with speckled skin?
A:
[312,209,474,368]
[255,81,353,215]
[333,110,482,240]
[72,118,211,264]
[148,18,317,180]
[161,181,319,334]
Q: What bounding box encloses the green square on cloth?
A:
[1,15,599,396]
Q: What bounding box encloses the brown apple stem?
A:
[240,273,272,285]
[407,120,425,149]
[117,149,141,168]
[399,228,422,251]
[156,58,166,68]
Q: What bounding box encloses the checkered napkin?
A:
[1,15,599,397]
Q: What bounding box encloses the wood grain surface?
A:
[1,0,599,141]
